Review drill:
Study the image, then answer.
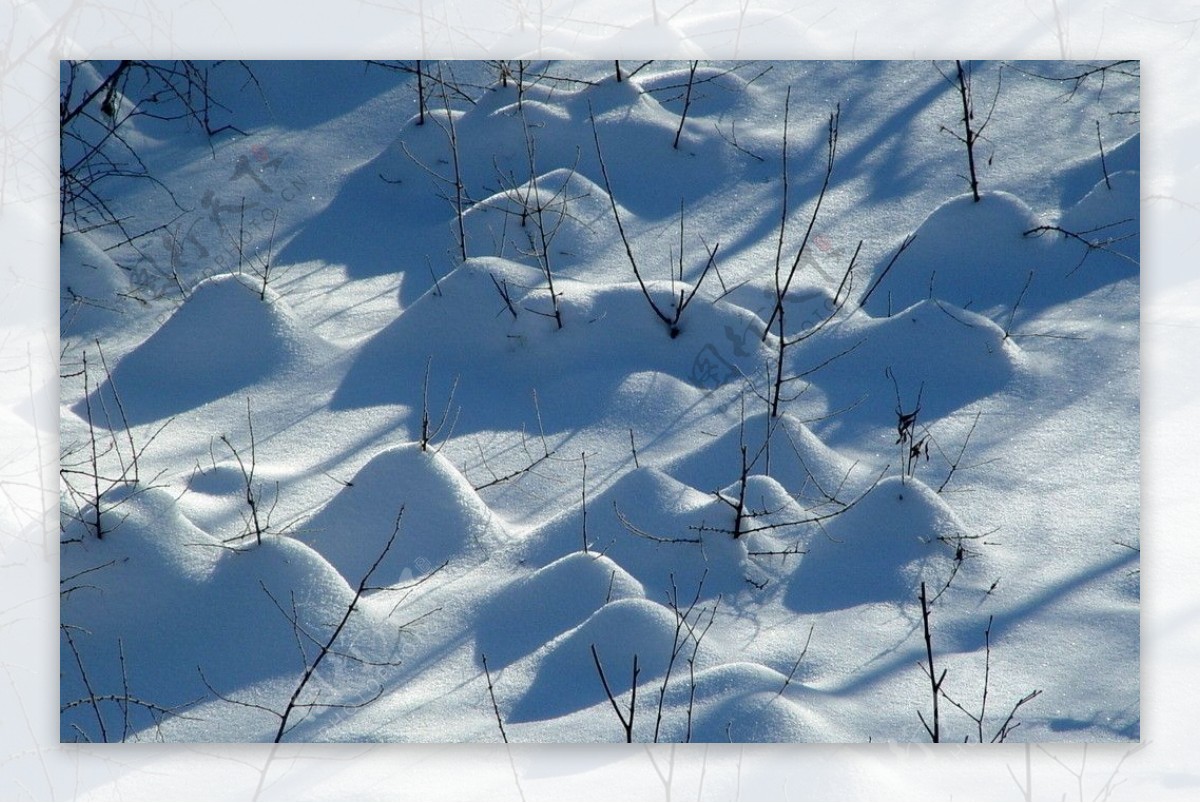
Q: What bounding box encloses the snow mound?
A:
[720,275,838,334]
[61,485,220,611]
[462,169,625,280]
[685,662,817,742]
[474,552,645,669]
[860,191,1053,316]
[638,65,757,117]
[560,73,742,216]
[799,299,1018,423]
[277,84,623,281]
[505,280,771,382]
[82,274,327,425]
[785,476,970,613]
[469,81,565,117]
[600,370,719,439]
[60,232,128,335]
[341,256,545,367]
[277,96,569,281]
[1056,170,1139,274]
[506,598,682,724]
[61,486,368,737]
[691,690,815,742]
[1058,133,1139,207]
[454,95,578,178]
[524,466,742,598]
[186,460,291,497]
[333,262,770,417]
[1062,170,1139,235]
[670,471,820,579]
[564,69,670,118]
[329,255,549,415]
[690,660,791,699]
[710,472,818,547]
[667,411,859,504]
[298,442,505,584]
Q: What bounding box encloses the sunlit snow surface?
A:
[60,60,1138,743]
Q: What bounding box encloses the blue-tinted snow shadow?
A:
[812,548,1137,703]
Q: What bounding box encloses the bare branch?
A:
[591,644,639,742]
[481,653,508,743]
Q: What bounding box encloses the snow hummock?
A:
[299,442,506,582]
[687,662,817,742]
[475,551,645,669]
[785,475,973,613]
[860,191,1052,317]
[507,598,688,723]
[80,274,333,425]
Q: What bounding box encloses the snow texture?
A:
[60,60,1139,744]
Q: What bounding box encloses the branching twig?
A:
[218,398,275,545]
[654,573,714,743]
[60,346,171,541]
[1096,120,1112,190]
[197,508,429,742]
[590,104,717,338]
[591,644,639,742]
[581,451,590,553]
[271,509,407,741]
[937,410,983,494]
[673,61,698,150]
[419,356,460,453]
[470,392,554,491]
[1023,221,1138,274]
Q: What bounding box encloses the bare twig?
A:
[218,398,274,545]
[673,61,699,150]
[762,100,840,338]
[654,573,713,742]
[937,410,983,494]
[590,104,716,338]
[1096,120,1112,190]
[481,653,508,743]
[1003,270,1034,340]
[917,582,945,742]
[62,625,107,743]
[955,60,981,202]
[1023,221,1138,274]
[60,346,172,541]
[195,508,427,742]
[777,623,815,697]
[591,644,639,742]
[419,356,460,453]
[581,451,590,553]
[859,234,916,311]
[272,507,408,742]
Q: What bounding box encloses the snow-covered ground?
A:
[58,59,1139,744]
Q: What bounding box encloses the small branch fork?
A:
[1023,220,1138,274]
[590,104,718,338]
[59,341,171,541]
[654,573,719,743]
[591,644,639,743]
[917,584,1044,743]
[468,389,556,492]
